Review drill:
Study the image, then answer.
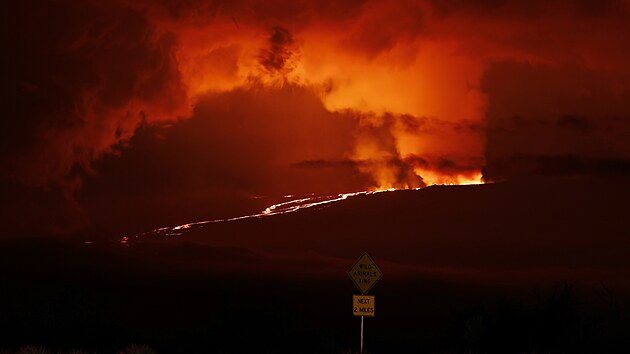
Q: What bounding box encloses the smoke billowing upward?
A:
[259,26,297,73]
[2,0,630,236]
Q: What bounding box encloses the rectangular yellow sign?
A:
[353,295,375,317]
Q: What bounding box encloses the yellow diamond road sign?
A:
[349,253,382,294]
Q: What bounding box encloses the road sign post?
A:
[360,315,364,353]
[349,253,381,353]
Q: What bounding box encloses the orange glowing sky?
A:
[158,2,492,188]
[2,0,630,236]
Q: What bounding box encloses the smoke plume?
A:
[3,0,630,235]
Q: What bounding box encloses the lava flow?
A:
[128,188,401,241]
[125,174,492,243]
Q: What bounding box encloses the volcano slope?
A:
[148,176,629,283]
[1,176,629,353]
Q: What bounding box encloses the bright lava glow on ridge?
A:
[124,183,483,243]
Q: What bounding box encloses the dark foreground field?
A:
[1,177,629,353]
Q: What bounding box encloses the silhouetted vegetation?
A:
[1,179,628,353]
[1,243,628,354]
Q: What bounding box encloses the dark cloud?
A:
[429,0,629,20]
[404,155,484,175]
[293,157,424,188]
[483,60,630,181]
[3,0,630,237]
[378,113,485,137]
[339,1,426,57]
[484,113,630,181]
[258,26,296,73]
[2,0,188,188]
[483,154,630,180]
[293,155,480,174]
[557,115,594,132]
[76,84,369,237]
[292,159,360,169]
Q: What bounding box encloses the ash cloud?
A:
[258,26,296,73]
[483,154,630,180]
[2,0,630,236]
[76,85,369,237]
[5,0,630,188]
[2,0,188,189]
[1,0,193,234]
[482,61,630,181]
